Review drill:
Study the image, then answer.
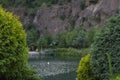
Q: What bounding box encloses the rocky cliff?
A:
[8,0,120,35]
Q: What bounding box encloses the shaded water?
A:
[28,51,80,80]
[43,71,76,80]
[29,60,79,80]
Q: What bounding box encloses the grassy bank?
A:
[40,48,90,60]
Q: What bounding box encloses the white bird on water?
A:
[47,62,50,65]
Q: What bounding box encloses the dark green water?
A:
[43,71,76,80]
[29,60,79,80]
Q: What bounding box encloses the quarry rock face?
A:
[9,0,120,35]
[75,0,120,28]
[33,6,71,35]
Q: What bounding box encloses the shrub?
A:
[91,14,120,80]
[0,7,40,80]
[77,54,94,80]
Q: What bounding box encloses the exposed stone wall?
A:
[8,0,120,35]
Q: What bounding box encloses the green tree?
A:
[53,32,67,47]
[77,54,94,80]
[37,33,52,49]
[37,36,48,49]
[26,24,40,51]
[91,14,120,80]
[65,30,77,47]
[0,7,40,80]
[53,27,87,48]
[72,28,87,48]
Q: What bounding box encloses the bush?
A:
[77,54,94,80]
[0,7,40,80]
[91,14,120,80]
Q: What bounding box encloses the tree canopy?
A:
[91,14,120,80]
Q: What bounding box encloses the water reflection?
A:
[29,52,79,80]
[43,71,76,80]
[29,60,79,80]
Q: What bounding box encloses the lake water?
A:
[29,60,79,80]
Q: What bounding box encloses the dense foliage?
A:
[37,33,52,49]
[33,27,98,50]
[0,7,40,80]
[0,0,71,7]
[0,0,71,16]
[66,28,87,48]
[26,26,94,50]
[26,24,40,50]
[77,54,94,80]
[91,14,120,80]
[86,28,100,47]
[53,27,88,48]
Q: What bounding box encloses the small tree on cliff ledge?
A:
[0,7,40,80]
